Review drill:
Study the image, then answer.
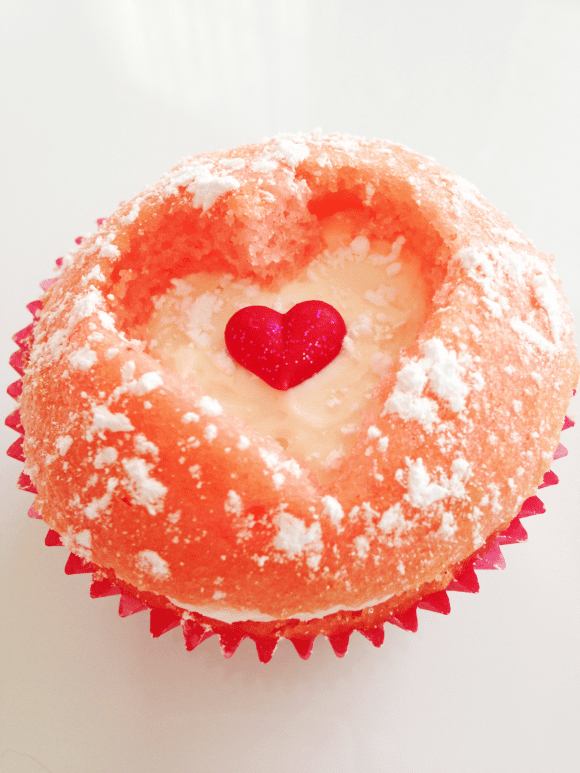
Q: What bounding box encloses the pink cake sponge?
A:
[7,133,579,658]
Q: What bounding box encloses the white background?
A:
[1,2,579,772]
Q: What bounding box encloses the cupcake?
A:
[7,133,578,661]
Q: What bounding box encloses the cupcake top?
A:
[20,133,579,623]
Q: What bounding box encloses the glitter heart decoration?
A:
[224,300,347,390]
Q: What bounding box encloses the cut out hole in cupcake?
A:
[145,217,433,480]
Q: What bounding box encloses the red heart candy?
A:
[224,300,347,390]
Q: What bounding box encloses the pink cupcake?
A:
[7,134,578,661]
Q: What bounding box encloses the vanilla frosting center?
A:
[146,218,430,478]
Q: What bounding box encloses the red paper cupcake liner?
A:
[6,266,576,662]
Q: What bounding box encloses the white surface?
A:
[1,2,579,772]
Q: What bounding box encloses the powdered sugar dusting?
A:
[91,405,134,434]
[237,435,251,451]
[272,507,323,570]
[532,270,562,344]
[378,502,404,533]
[133,372,163,395]
[61,528,92,561]
[321,495,344,527]
[273,138,310,168]
[383,338,472,431]
[122,457,167,515]
[224,490,243,518]
[55,435,73,456]
[165,163,240,212]
[136,549,170,579]
[510,318,555,353]
[198,396,223,417]
[94,446,118,468]
[69,345,97,371]
[397,456,472,510]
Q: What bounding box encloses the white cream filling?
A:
[167,591,394,624]
[147,216,430,481]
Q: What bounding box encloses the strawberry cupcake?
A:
[7,133,578,661]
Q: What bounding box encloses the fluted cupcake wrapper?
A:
[6,264,576,662]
